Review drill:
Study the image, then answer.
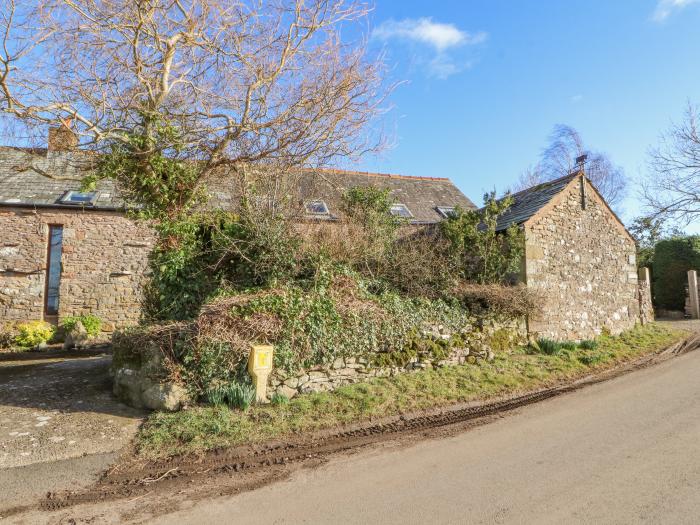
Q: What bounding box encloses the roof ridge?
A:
[507,171,580,199]
[308,167,451,182]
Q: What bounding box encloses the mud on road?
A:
[4,332,697,523]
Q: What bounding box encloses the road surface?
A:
[153,346,700,524]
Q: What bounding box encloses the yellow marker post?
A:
[248,345,274,403]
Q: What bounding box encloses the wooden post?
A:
[688,270,700,320]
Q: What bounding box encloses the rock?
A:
[63,320,89,350]
[113,367,145,408]
[141,383,189,412]
[274,385,298,400]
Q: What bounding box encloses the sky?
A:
[357,0,700,231]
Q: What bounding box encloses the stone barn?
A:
[0,130,649,340]
[495,173,646,340]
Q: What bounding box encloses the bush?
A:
[651,236,700,310]
[14,321,56,348]
[453,283,540,319]
[0,323,17,350]
[61,315,102,337]
[116,271,523,400]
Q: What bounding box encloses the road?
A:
[152,345,700,525]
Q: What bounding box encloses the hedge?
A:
[651,236,700,310]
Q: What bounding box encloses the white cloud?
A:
[652,0,700,21]
[373,18,486,51]
[372,18,487,79]
[571,94,583,103]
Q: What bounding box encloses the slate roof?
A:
[493,173,579,231]
[0,147,475,223]
[0,147,121,209]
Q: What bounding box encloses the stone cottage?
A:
[0,130,474,331]
[0,129,649,339]
[494,173,647,340]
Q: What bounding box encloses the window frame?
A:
[436,206,457,219]
[304,199,331,217]
[58,190,98,206]
[389,203,414,219]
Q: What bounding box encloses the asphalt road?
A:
[155,346,700,525]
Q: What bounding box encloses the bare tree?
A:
[644,102,700,226]
[513,125,627,209]
[0,0,387,215]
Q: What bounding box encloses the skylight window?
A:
[390,203,413,219]
[305,199,330,216]
[59,190,98,206]
[436,206,457,218]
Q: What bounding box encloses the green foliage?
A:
[206,380,256,411]
[529,337,598,356]
[441,192,524,284]
[578,339,598,350]
[628,216,685,269]
[228,278,470,372]
[651,236,700,310]
[270,392,290,406]
[89,122,204,221]
[61,315,102,337]
[14,321,56,348]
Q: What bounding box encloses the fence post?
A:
[688,270,700,320]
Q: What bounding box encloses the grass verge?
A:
[137,323,686,460]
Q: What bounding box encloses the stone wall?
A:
[268,318,526,400]
[0,206,153,331]
[524,178,639,340]
[110,318,526,410]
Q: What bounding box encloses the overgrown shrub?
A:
[441,192,524,285]
[453,283,540,319]
[651,236,700,310]
[0,323,17,350]
[14,321,56,349]
[61,315,102,337]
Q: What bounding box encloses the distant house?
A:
[0,128,649,339]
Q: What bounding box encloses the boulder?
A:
[141,383,190,412]
[63,320,89,350]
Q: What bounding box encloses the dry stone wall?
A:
[524,179,639,340]
[268,318,526,400]
[0,206,153,331]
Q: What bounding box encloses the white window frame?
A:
[58,190,98,206]
[436,206,457,218]
[390,203,413,218]
[304,199,331,217]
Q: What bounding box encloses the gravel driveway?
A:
[0,350,144,469]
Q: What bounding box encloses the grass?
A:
[137,323,687,460]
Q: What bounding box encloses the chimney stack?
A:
[48,120,78,152]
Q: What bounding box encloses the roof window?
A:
[305,199,330,216]
[59,191,98,206]
[389,203,413,219]
[436,206,457,218]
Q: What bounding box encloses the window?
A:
[389,203,413,219]
[44,225,63,317]
[436,206,457,218]
[305,199,330,216]
[59,190,98,206]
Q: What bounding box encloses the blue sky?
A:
[358,0,700,230]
